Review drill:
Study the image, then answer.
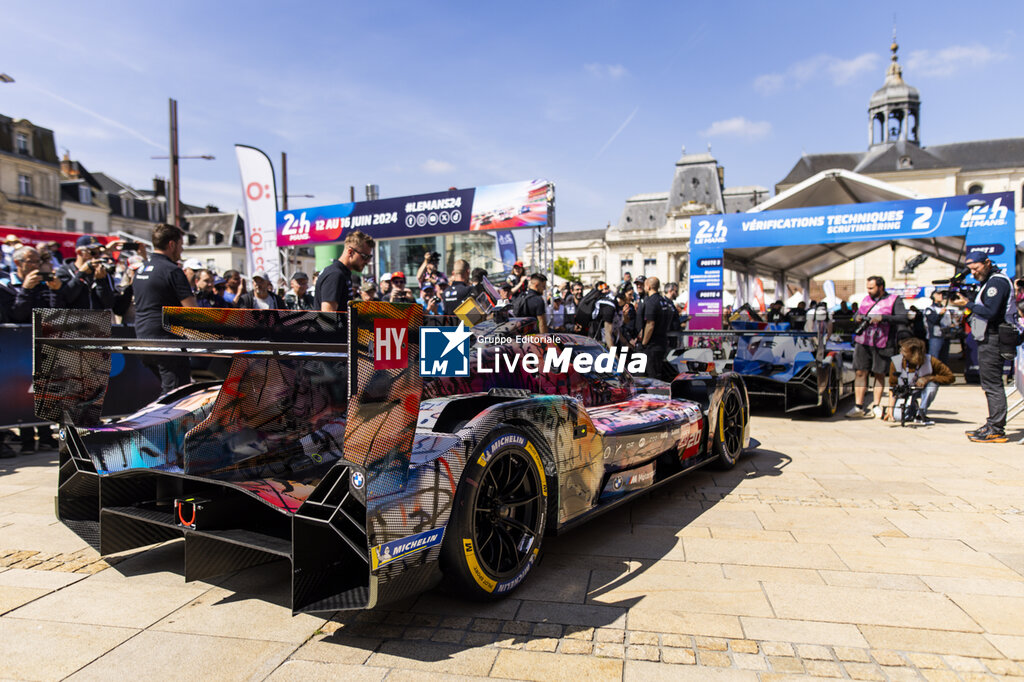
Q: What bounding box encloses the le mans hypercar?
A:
[33,301,751,613]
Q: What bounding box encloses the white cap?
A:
[182,258,203,270]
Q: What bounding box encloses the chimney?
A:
[60,151,76,178]
[204,204,219,214]
[153,177,166,197]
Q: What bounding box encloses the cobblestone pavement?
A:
[2,384,1024,680]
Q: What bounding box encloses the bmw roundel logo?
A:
[612,477,622,490]
[351,472,364,489]
[59,428,67,441]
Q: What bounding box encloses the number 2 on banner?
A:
[911,206,932,230]
[281,212,311,237]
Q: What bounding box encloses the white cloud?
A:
[701,116,771,139]
[421,159,455,174]
[754,52,881,94]
[905,45,1005,77]
[584,63,628,80]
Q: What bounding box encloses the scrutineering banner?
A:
[688,192,1016,328]
[276,179,553,246]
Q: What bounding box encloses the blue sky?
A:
[3,1,1022,232]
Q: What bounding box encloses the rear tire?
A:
[816,364,840,417]
[440,426,548,600]
[713,382,746,469]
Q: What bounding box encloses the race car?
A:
[34,302,751,613]
[708,320,854,416]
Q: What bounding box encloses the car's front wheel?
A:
[713,381,746,469]
[440,426,548,599]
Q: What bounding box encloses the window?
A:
[15,132,28,155]
[83,221,93,234]
[122,197,134,217]
[78,185,92,204]
[148,201,164,222]
[17,174,32,196]
[968,183,983,195]
[592,255,599,271]
[620,258,633,268]
[644,258,657,267]
[66,218,77,230]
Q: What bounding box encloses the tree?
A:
[553,256,575,280]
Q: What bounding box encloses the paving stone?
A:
[767,656,803,673]
[984,633,1024,659]
[843,662,887,681]
[470,617,501,632]
[859,625,1002,658]
[985,658,1024,675]
[741,616,868,647]
[366,641,498,677]
[403,627,433,640]
[623,660,757,681]
[661,647,697,664]
[263,660,388,682]
[594,627,624,643]
[871,649,906,666]
[290,635,379,665]
[730,639,758,653]
[835,646,872,662]
[948,593,1024,635]
[942,654,989,672]
[796,643,834,660]
[920,671,961,682]
[524,637,559,652]
[881,666,927,682]
[906,652,947,669]
[462,632,498,647]
[804,659,844,677]
[592,642,625,658]
[696,635,729,650]
[699,649,732,667]
[626,644,659,661]
[501,620,532,635]
[627,630,658,645]
[429,629,463,644]
[559,639,593,655]
[563,625,594,640]
[760,641,795,657]
[732,652,768,670]
[627,609,743,638]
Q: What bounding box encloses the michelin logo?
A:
[371,527,445,570]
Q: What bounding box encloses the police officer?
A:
[514,272,548,333]
[442,259,472,314]
[638,276,673,380]
[133,224,197,393]
[953,250,1014,442]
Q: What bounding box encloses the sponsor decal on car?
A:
[374,319,408,370]
[600,462,656,499]
[371,527,444,570]
[462,538,497,592]
[476,433,527,467]
[495,546,539,594]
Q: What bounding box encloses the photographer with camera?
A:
[417,250,443,286]
[56,235,121,311]
[418,283,443,314]
[846,275,908,419]
[883,337,954,426]
[953,251,1015,442]
[924,290,956,364]
[385,272,418,304]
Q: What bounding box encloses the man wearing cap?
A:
[133,223,197,393]
[315,230,374,313]
[283,272,315,311]
[953,251,1015,442]
[359,281,378,301]
[2,234,22,273]
[418,283,442,313]
[181,258,203,292]
[442,259,472,315]
[235,271,284,310]
[56,235,118,310]
[387,272,417,303]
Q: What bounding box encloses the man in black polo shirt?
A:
[133,223,197,393]
[639,276,672,380]
[513,272,548,333]
[314,230,375,313]
[442,259,472,314]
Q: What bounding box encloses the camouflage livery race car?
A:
[34,302,751,613]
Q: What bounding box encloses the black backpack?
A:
[575,289,602,328]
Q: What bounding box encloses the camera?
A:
[39,272,55,283]
[890,383,921,426]
[121,240,141,251]
[932,269,979,301]
[427,251,441,264]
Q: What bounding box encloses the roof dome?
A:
[869,40,919,109]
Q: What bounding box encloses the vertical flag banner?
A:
[753,278,766,312]
[235,145,281,287]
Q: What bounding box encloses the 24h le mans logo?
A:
[420,322,473,377]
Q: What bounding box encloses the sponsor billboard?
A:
[276,179,553,247]
[688,192,1016,329]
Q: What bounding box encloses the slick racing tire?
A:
[816,363,841,418]
[712,381,746,470]
[441,426,548,600]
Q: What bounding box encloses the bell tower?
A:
[868,35,920,147]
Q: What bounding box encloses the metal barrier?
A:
[0,324,161,429]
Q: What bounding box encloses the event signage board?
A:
[688,192,1016,329]
[235,145,281,286]
[276,179,553,247]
